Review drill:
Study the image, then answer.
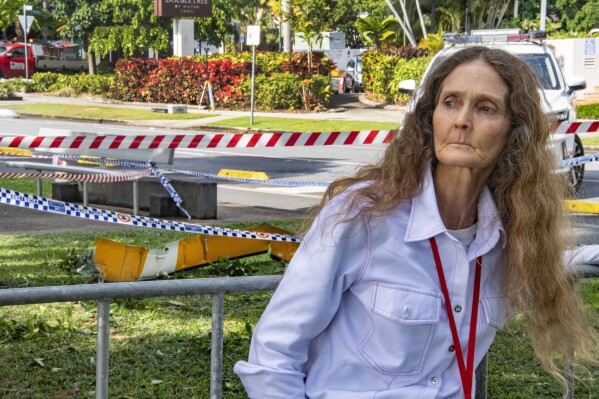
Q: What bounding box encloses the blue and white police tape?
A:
[54,153,148,169]
[50,153,330,187]
[149,163,191,219]
[562,153,599,168]
[161,167,330,187]
[50,154,191,218]
[0,187,301,242]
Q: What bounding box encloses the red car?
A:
[0,43,35,78]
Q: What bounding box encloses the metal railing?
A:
[0,267,597,399]
[0,276,280,399]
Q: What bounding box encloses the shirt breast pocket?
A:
[358,283,441,375]
[480,297,514,329]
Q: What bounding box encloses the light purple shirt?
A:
[235,167,513,398]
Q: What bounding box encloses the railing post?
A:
[36,177,43,196]
[210,293,225,399]
[563,344,574,399]
[132,180,139,216]
[96,299,111,399]
[83,181,89,206]
[475,353,488,399]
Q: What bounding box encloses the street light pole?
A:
[540,0,547,31]
[23,4,32,81]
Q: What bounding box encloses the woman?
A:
[234,46,598,398]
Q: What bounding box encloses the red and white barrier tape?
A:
[552,121,599,135]
[1,121,597,151]
[0,151,68,166]
[0,130,396,150]
[0,170,151,183]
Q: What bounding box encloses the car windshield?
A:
[517,54,561,90]
[425,52,561,91]
[0,46,8,55]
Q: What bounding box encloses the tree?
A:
[355,15,400,48]
[0,0,24,42]
[52,0,109,74]
[436,1,463,33]
[194,0,245,53]
[285,0,332,75]
[557,0,599,32]
[89,0,170,58]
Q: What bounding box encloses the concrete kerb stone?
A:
[16,112,128,126]
[358,93,383,109]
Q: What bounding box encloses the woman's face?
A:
[432,59,512,175]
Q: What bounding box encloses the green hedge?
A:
[578,103,599,119]
[240,73,331,111]
[31,72,113,95]
[362,49,432,105]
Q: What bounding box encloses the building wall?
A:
[548,38,599,95]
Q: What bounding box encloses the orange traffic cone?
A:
[338,73,344,94]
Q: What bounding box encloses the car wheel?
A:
[343,79,351,93]
[568,134,585,193]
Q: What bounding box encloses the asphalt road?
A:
[1,108,599,246]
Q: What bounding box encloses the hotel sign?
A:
[154,0,212,17]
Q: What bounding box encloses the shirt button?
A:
[454,305,462,313]
[448,345,455,352]
[431,377,440,385]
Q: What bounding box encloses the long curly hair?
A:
[309,46,598,384]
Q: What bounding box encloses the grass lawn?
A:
[581,136,599,147]
[0,182,597,398]
[209,116,400,132]
[0,178,52,196]
[0,103,216,121]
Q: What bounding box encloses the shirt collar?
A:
[404,164,506,254]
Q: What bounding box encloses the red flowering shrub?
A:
[110,57,251,108]
[110,58,160,102]
[109,52,334,110]
[282,51,336,78]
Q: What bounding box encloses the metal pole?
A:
[36,176,42,196]
[96,299,110,399]
[210,293,224,399]
[250,45,256,126]
[562,344,574,399]
[540,0,547,31]
[23,5,29,81]
[133,181,139,215]
[475,354,488,399]
[282,0,291,52]
[513,0,519,20]
[83,181,88,206]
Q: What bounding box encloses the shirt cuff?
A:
[234,360,306,398]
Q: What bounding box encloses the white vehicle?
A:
[399,29,587,191]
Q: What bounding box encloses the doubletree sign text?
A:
[154,0,212,17]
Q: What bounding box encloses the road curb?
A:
[17,112,127,126]
[12,113,327,135]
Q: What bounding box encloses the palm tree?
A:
[436,3,464,33]
[355,15,400,48]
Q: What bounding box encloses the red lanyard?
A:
[429,237,482,399]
